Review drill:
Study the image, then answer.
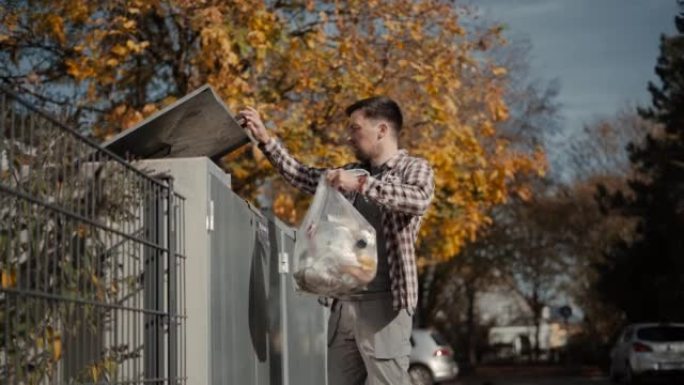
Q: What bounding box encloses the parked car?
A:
[409,329,459,385]
[609,323,684,383]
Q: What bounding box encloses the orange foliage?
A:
[0,0,546,263]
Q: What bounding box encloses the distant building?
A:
[475,286,581,361]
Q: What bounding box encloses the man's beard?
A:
[353,146,370,162]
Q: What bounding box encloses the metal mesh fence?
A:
[0,86,186,385]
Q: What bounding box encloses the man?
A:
[239,96,435,385]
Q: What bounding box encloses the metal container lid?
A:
[103,84,248,162]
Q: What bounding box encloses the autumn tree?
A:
[491,111,661,362]
[423,107,654,363]
[425,238,504,365]
[415,34,559,360]
[427,187,580,364]
[566,108,660,181]
[0,2,556,382]
[562,110,660,327]
[415,31,556,321]
[494,38,562,153]
[0,0,545,267]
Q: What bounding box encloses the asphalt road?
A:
[441,366,684,385]
[441,366,612,385]
[445,375,611,385]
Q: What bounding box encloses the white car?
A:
[609,323,684,383]
[409,329,459,385]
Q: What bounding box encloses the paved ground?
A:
[441,365,684,385]
[442,366,611,385]
[446,374,610,385]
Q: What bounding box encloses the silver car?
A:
[409,329,459,385]
[609,323,684,383]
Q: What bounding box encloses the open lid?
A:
[103,84,250,162]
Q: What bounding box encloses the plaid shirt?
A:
[259,139,435,312]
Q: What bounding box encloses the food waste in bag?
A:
[293,171,377,296]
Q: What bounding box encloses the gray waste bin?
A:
[106,85,328,385]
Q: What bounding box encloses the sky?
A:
[473,0,679,176]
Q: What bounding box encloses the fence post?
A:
[144,186,165,383]
[167,179,178,385]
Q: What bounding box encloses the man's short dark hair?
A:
[345,96,403,135]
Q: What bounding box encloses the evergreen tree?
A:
[597,1,684,322]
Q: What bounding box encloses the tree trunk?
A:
[465,281,477,365]
[532,289,542,362]
[416,264,437,328]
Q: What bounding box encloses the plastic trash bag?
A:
[293,170,377,296]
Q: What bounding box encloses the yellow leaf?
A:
[65,59,80,78]
[109,281,119,295]
[47,14,66,45]
[1,269,17,288]
[36,334,45,349]
[492,66,508,76]
[111,44,128,56]
[106,58,118,67]
[112,104,127,116]
[247,30,267,45]
[481,120,495,136]
[473,170,486,187]
[90,365,100,382]
[122,110,144,128]
[52,335,62,360]
[67,2,90,23]
[305,36,315,49]
[142,103,157,115]
[104,357,118,375]
[126,39,141,52]
[493,103,509,122]
[161,96,177,106]
[517,187,532,201]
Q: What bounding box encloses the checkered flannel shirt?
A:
[259,138,435,312]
